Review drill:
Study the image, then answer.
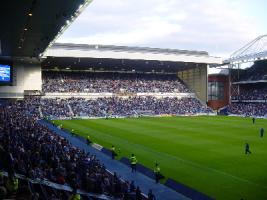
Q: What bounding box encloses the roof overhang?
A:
[0,0,92,58]
[43,43,222,65]
[42,57,208,73]
[232,80,267,85]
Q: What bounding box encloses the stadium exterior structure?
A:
[0,0,222,104]
[225,35,267,111]
[41,43,222,103]
[225,34,267,65]
[0,0,92,98]
[206,35,267,111]
[43,43,221,64]
[1,41,222,102]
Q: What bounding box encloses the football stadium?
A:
[0,1,266,200]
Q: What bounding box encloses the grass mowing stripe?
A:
[119,117,261,143]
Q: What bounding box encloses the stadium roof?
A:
[43,43,222,68]
[46,43,210,56]
[0,0,91,58]
[224,34,267,65]
[42,56,208,73]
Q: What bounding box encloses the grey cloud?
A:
[57,0,264,58]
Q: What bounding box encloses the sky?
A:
[57,0,267,58]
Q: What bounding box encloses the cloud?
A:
[57,0,265,58]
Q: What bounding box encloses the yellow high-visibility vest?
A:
[154,166,160,173]
[6,177,18,193]
[130,156,137,164]
[68,194,81,200]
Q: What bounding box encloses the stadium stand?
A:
[0,102,148,200]
[228,60,267,117]
[231,60,267,82]
[0,171,111,200]
[39,97,211,119]
[0,69,213,199]
[42,71,190,93]
[39,71,212,119]
[228,103,267,117]
[231,87,267,100]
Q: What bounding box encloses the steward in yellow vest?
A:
[154,162,161,183]
[68,193,81,200]
[111,145,117,159]
[6,173,18,194]
[68,189,81,200]
[130,154,137,172]
[86,135,92,145]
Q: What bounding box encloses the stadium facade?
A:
[0,42,222,103]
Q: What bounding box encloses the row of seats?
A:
[231,60,267,82]
[0,101,149,200]
[231,87,267,101]
[228,103,267,117]
[24,97,212,119]
[0,171,93,200]
[42,71,190,93]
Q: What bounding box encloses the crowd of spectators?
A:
[231,60,267,82]
[0,69,214,199]
[229,61,267,116]
[42,71,190,93]
[0,171,41,200]
[0,170,78,200]
[0,101,148,199]
[39,97,212,118]
[40,98,72,118]
[231,87,267,100]
[228,103,267,117]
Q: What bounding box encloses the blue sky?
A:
[57,0,267,58]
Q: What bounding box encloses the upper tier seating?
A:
[42,71,190,93]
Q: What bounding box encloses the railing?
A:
[0,92,24,98]
[43,92,195,99]
[0,171,113,200]
[231,99,266,103]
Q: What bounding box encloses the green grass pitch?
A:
[52,116,267,200]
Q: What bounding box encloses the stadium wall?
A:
[207,75,230,110]
[0,62,41,98]
[177,65,208,103]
